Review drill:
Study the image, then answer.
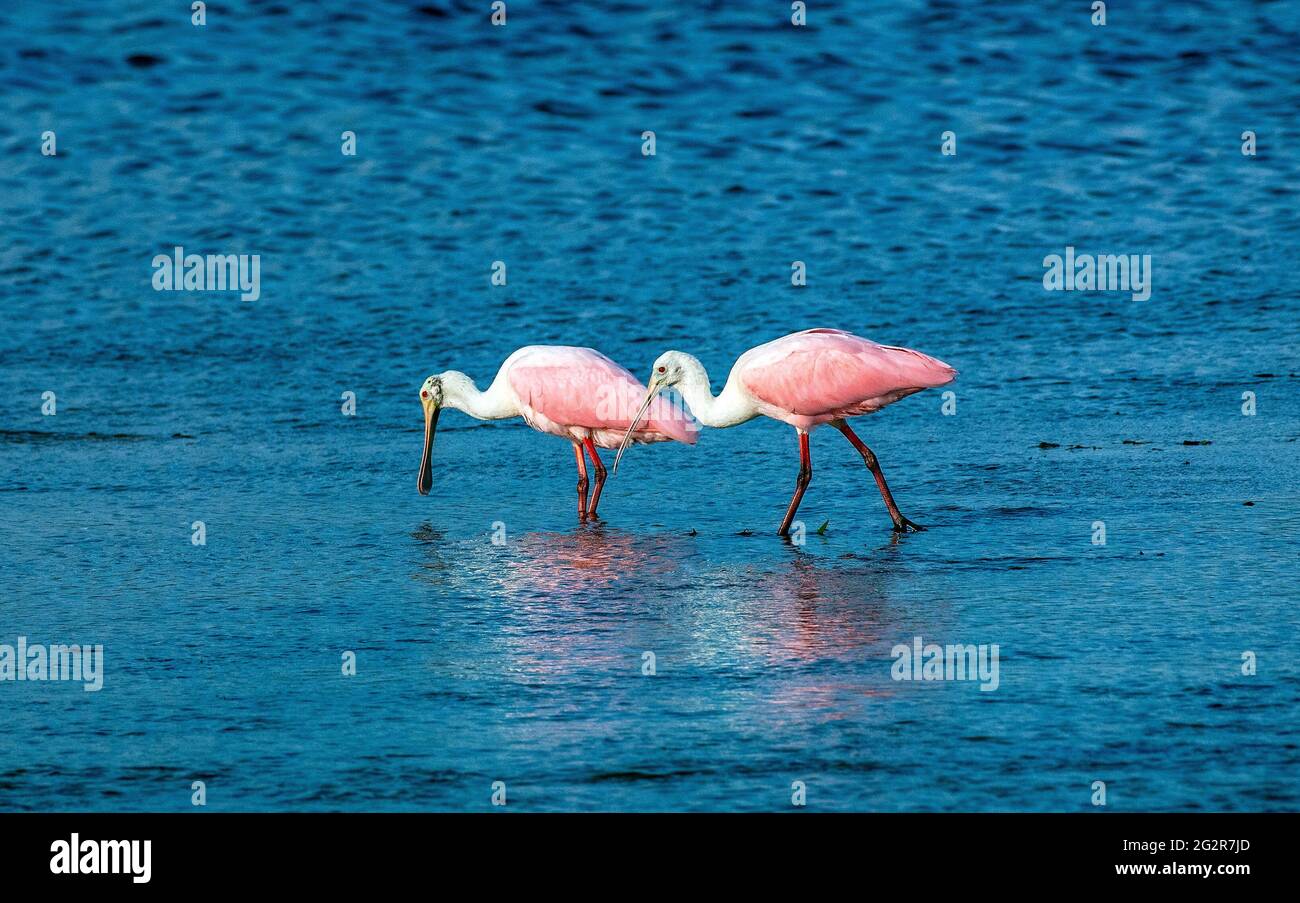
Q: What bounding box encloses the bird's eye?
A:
[421,391,429,398]
[657,366,666,373]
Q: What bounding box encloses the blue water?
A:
[2,0,1298,811]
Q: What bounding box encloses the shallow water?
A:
[1,1,1298,811]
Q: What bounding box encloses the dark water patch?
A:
[531,100,592,120]
[0,429,153,443]
[123,53,164,68]
[109,18,167,34]
[588,769,711,783]
[986,507,1058,521]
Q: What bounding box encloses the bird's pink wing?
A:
[738,329,956,417]
[508,347,697,444]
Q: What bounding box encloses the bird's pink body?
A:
[733,328,957,432]
[504,345,697,447]
[616,327,958,534]
[419,345,695,521]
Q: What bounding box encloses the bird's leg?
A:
[582,437,607,520]
[832,419,925,532]
[777,430,812,537]
[572,442,590,522]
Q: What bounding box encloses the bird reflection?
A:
[409,521,927,719]
[742,554,898,662]
[502,524,687,595]
[409,522,455,579]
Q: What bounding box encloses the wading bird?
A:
[615,328,956,535]
[419,346,696,521]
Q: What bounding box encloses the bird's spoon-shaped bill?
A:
[417,401,440,495]
[612,379,663,475]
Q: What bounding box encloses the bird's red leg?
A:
[777,430,812,537]
[832,419,925,532]
[573,442,590,522]
[582,437,607,520]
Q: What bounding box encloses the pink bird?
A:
[615,328,956,535]
[418,345,696,521]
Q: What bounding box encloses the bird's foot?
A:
[892,517,926,533]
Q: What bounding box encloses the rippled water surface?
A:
[2,1,1298,811]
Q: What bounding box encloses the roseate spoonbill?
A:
[614,328,956,535]
[418,345,696,521]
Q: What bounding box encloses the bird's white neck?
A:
[674,358,758,429]
[441,371,518,421]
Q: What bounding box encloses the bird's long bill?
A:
[417,403,440,495]
[612,381,663,475]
